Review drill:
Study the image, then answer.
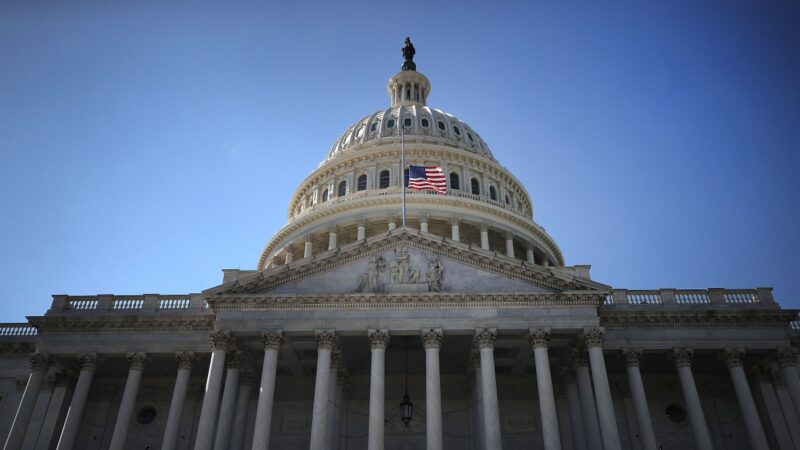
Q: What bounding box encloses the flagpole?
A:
[401,123,406,227]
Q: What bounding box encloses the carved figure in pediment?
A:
[426,257,444,292]
[390,260,400,283]
[356,256,385,293]
[397,246,410,282]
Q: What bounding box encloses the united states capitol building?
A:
[2,40,800,450]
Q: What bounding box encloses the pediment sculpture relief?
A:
[355,246,444,293]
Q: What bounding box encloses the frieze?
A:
[0,342,36,355]
[354,246,444,293]
[28,314,215,335]
[600,309,797,328]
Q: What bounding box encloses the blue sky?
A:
[1,1,799,320]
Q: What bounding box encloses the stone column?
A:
[422,329,444,450]
[357,218,367,241]
[475,328,502,450]
[479,223,490,250]
[505,232,514,258]
[310,330,335,449]
[719,348,768,450]
[671,348,714,450]
[36,373,72,450]
[213,351,243,450]
[471,354,485,450]
[230,371,254,450]
[328,225,338,250]
[4,353,52,450]
[56,353,97,450]
[528,328,561,450]
[771,367,800,449]
[327,351,342,450]
[526,246,535,263]
[195,331,234,450]
[583,328,621,450]
[777,347,800,415]
[162,352,197,450]
[420,214,430,233]
[571,347,601,447]
[252,330,284,450]
[109,352,147,450]
[621,348,657,450]
[367,329,389,450]
[753,366,794,450]
[450,217,461,242]
[284,244,294,264]
[304,234,313,258]
[563,369,587,450]
[22,375,53,449]
[387,214,398,231]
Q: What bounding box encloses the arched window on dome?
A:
[357,174,367,191]
[404,118,412,128]
[437,121,446,131]
[471,178,480,196]
[379,170,390,189]
[489,186,497,201]
[322,189,329,203]
[371,122,379,132]
[504,194,510,205]
[338,181,347,197]
[450,172,460,190]
[453,126,461,136]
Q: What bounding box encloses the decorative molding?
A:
[475,328,497,349]
[528,328,551,348]
[421,329,443,350]
[621,348,643,368]
[0,342,36,355]
[600,310,797,329]
[127,352,147,371]
[30,353,52,372]
[176,351,197,370]
[582,327,604,348]
[314,329,336,350]
[671,348,694,368]
[262,330,284,351]
[368,329,390,350]
[78,352,98,370]
[209,330,234,351]
[28,315,215,335]
[720,347,745,368]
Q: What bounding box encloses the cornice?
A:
[28,314,215,335]
[599,309,797,328]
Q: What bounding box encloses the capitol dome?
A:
[257,46,564,272]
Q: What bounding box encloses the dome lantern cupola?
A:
[387,38,430,106]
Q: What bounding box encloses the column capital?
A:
[52,370,74,387]
[127,352,148,371]
[368,329,390,350]
[262,330,285,350]
[528,327,551,348]
[226,350,245,369]
[622,348,643,368]
[176,351,197,370]
[30,352,53,372]
[449,216,461,225]
[314,329,336,350]
[479,222,489,232]
[671,347,694,368]
[776,347,799,368]
[327,224,338,234]
[357,217,367,227]
[209,330,234,351]
[15,377,27,392]
[386,214,398,224]
[421,328,443,350]
[570,347,589,367]
[720,347,746,368]
[419,213,430,224]
[331,349,344,368]
[239,369,256,386]
[560,366,577,381]
[582,327,605,348]
[303,233,313,243]
[504,231,514,240]
[474,328,497,349]
[78,352,99,371]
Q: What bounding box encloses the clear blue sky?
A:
[1,1,799,320]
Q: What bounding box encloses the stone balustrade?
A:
[46,293,205,314]
[0,323,38,336]
[604,288,776,308]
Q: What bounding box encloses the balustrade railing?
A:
[605,288,775,308]
[0,323,38,336]
[49,294,205,314]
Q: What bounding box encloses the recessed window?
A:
[450,172,460,190]
[371,122,379,132]
[379,170,390,189]
[356,127,365,138]
[387,119,395,128]
[453,126,461,136]
[421,118,429,127]
[137,406,157,425]
[338,181,347,197]
[322,189,328,203]
[437,121,446,131]
[404,118,412,127]
[357,174,367,191]
[505,194,510,205]
[665,404,687,423]
[471,178,480,195]
[489,186,497,201]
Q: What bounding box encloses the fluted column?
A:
[4,353,52,450]
[310,330,335,449]
[230,371,254,450]
[562,370,587,450]
[420,214,430,233]
[109,352,147,450]
[719,348,768,450]
[328,226,338,250]
[161,352,197,450]
[471,354,485,450]
[214,351,243,450]
[582,328,621,450]
[528,328,561,450]
[571,347,601,447]
[526,246,535,263]
[357,218,367,241]
[304,234,313,258]
[621,348,657,450]
[195,331,234,450]
[777,347,800,416]
[504,232,514,258]
[327,351,342,450]
[56,353,96,450]
[475,328,502,450]
[368,329,389,450]
[422,329,443,450]
[770,366,800,449]
[37,373,72,450]
[671,348,714,450]
[252,330,284,450]
[479,224,490,250]
[450,217,460,242]
[752,366,794,450]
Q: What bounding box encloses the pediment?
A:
[204,229,608,296]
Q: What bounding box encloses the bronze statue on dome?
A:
[401,37,416,71]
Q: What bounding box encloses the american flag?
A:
[407,165,447,194]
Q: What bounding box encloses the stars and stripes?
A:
[407,165,447,194]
